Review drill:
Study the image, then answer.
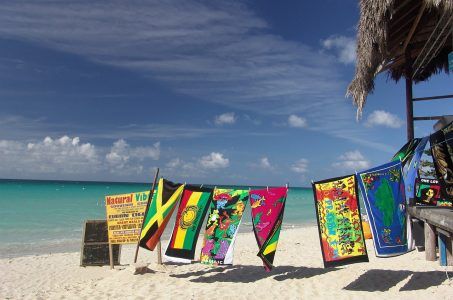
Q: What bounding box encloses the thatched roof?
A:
[347,0,453,117]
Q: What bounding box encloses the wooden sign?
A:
[80,220,121,267]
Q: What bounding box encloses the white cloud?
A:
[322,35,356,64]
[291,159,309,173]
[0,136,99,174]
[106,139,160,172]
[259,157,272,169]
[199,152,229,169]
[214,112,236,126]
[332,150,370,171]
[0,135,163,178]
[365,110,404,128]
[288,114,307,128]
[166,158,182,169]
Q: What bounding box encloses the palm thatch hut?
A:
[348,0,452,140]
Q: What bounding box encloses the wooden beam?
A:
[414,116,445,121]
[389,2,421,32]
[413,94,453,101]
[402,2,426,52]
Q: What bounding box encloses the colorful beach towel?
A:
[139,178,184,251]
[357,161,408,257]
[415,178,443,206]
[401,136,428,251]
[402,136,429,204]
[164,185,213,263]
[200,188,248,266]
[431,122,453,200]
[312,175,368,268]
[249,187,287,271]
[391,138,421,166]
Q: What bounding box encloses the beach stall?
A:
[347,0,453,265]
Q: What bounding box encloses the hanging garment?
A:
[430,124,453,199]
[312,175,368,268]
[391,138,421,166]
[164,185,213,263]
[249,187,287,271]
[200,188,248,266]
[357,161,408,257]
[139,178,184,251]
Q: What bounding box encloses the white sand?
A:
[1,226,452,299]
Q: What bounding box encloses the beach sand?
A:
[1,226,451,299]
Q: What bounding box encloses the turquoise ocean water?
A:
[0,179,316,258]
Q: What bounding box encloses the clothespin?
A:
[266,186,269,192]
[311,180,314,185]
[200,184,203,188]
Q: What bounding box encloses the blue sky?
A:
[0,0,451,186]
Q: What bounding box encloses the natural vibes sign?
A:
[105,191,149,244]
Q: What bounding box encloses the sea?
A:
[0,179,316,258]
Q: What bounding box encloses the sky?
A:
[0,0,451,186]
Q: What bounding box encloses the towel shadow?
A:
[170,266,234,278]
[399,271,449,291]
[172,265,339,283]
[344,269,412,292]
[344,269,450,292]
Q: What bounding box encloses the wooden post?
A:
[134,168,160,263]
[157,240,163,265]
[109,243,114,269]
[424,222,437,261]
[405,50,414,141]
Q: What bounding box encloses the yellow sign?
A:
[105,191,149,244]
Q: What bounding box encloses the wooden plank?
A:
[408,207,453,233]
[424,222,437,261]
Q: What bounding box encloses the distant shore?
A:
[2,226,451,299]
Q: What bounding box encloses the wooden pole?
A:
[134,168,160,263]
[424,222,437,261]
[405,50,414,141]
[109,243,114,269]
[157,240,163,265]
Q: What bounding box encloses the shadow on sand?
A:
[344,269,450,292]
[170,265,339,283]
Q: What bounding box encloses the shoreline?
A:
[2,226,452,300]
[0,222,318,260]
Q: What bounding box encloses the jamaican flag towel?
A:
[200,188,248,266]
[164,185,213,263]
[139,178,184,251]
[249,187,287,271]
[357,161,408,257]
